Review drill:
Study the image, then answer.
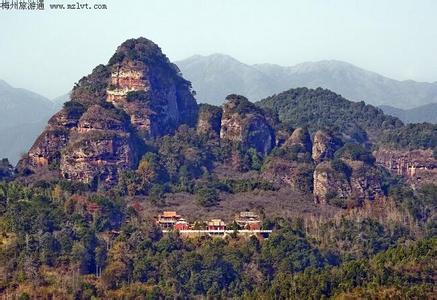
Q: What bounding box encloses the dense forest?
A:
[257,87,437,151]
[0,126,436,298]
[1,38,436,298]
[257,87,403,142]
[0,178,435,298]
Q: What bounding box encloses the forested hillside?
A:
[0,38,436,299]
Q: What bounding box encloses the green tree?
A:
[195,187,219,207]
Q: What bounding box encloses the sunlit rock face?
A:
[312,130,342,163]
[374,148,437,187]
[59,104,138,187]
[283,127,312,152]
[220,94,274,155]
[18,37,198,187]
[313,159,384,205]
[17,105,85,172]
[105,38,198,137]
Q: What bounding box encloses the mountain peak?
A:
[19,37,198,186]
[108,37,172,67]
[180,53,245,66]
[176,54,437,109]
[289,59,366,73]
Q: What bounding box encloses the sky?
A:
[0,0,436,99]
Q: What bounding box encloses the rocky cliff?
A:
[196,104,222,136]
[17,103,86,171]
[262,158,314,192]
[312,130,342,163]
[313,159,384,206]
[220,94,274,155]
[59,104,138,186]
[18,37,198,187]
[283,127,312,152]
[374,148,437,186]
[15,37,426,205]
[106,38,198,137]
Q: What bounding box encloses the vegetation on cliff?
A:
[2,37,436,298]
[257,87,403,142]
[377,123,437,150]
[0,178,435,298]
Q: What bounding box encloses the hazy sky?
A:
[1,0,436,99]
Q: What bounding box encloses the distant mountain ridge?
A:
[2,55,437,164]
[176,55,437,110]
[176,54,277,105]
[380,103,437,124]
[0,80,57,164]
[0,79,53,128]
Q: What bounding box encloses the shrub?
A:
[126,91,150,103]
[195,187,219,207]
[331,159,352,179]
[63,101,86,115]
[335,143,375,164]
[149,184,167,206]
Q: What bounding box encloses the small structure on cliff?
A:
[207,219,226,231]
[156,211,182,229]
[156,211,272,239]
[235,211,261,230]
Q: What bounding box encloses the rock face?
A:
[18,37,198,187]
[283,127,312,152]
[196,104,222,136]
[312,130,342,162]
[262,158,314,192]
[374,148,437,186]
[105,38,198,137]
[59,105,138,186]
[17,103,85,171]
[220,94,274,155]
[313,159,384,205]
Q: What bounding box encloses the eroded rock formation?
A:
[312,130,342,163]
[374,148,437,186]
[18,37,198,187]
[196,104,222,136]
[220,94,274,155]
[262,158,314,192]
[17,103,86,171]
[283,127,312,152]
[313,159,384,205]
[59,105,138,186]
[105,38,198,137]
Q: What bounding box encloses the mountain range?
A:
[0,80,58,164]
[0,79,70,164]
[176,54,437,109]
[1,55,437,164]
[379,103,437,124]
[1,37,436,299]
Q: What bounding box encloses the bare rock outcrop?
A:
[312,130,342,163]
[59,105,138,187]
[313,159,384,205]
[196,104,223,136]
[283,127,312,152]
[220,94,274,155]
[374,148,437,186]
[17,103,86,172]
[105,38,198,137]
[262,157,314,192]
[18,37,199,187]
